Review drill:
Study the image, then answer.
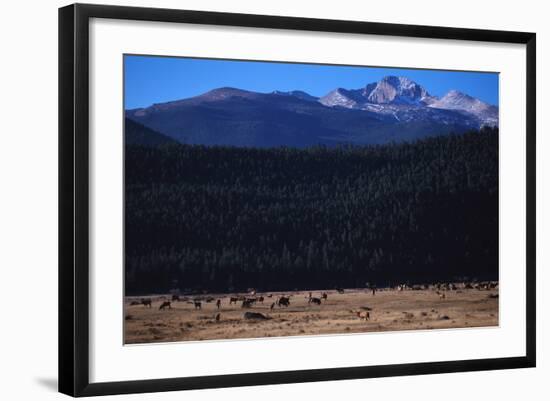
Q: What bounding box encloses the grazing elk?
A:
[336,288,345,294]
[216,299,221,309]
[141,298,152,308]
[129,300,140,306]
[159,301,171,310]
[277,296,290,307]
[257,296,264,303]
[171,294,180,302]
[321,292,328,300]
[229,297,239,305]
[356,311,370,321]
[215,313,221,322]
[242,299,254,308]
[194,300,202,309]
[308,297,322,305]
[481,282,490,291]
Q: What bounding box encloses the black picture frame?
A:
[59,3,536,397]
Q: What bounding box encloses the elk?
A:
[356,311,370,321]
[159,301,171,310]
[336,288,345,294]
[270,302,275,310]
[257,296,264,303]
[321,292,328,300]
[141,298,152,308]
[277,296,290,307]
[216,299,221,309]
[171,294,180,302]
[308,297,322,305]
[194,300,202,309]
[215,313,221,322]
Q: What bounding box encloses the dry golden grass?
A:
[124,287,498,344]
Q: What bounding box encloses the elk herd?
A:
[127,281,497,324]
[389,280,498,297]
[128,290,332,318]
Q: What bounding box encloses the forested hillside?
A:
[125,128,498,295]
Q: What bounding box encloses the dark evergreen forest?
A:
[125,128,498,295]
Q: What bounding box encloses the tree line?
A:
[125,128,498,295]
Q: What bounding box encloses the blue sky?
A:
[124,55,499,110]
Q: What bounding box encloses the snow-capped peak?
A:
[365,76,435,105]
[317,77,498,128]
[429,89,494,113]
[429,90,498,126]
[319,76,436,107]
[431,90,483,110]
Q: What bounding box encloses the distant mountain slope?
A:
[126,76,498,148]
[271,90,319,102]
[429,90,499,126]
[125,118,177,146]
[126,89,390,147]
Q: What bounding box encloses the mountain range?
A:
[125,75,498,148]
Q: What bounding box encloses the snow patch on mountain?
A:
[320,88,360,108]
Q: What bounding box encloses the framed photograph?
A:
[59,3,536,397]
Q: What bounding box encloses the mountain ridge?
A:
[126,76,498,148]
